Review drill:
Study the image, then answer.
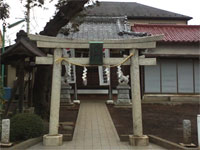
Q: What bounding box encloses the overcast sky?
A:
[1,0,200,45]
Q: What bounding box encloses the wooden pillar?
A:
[18,62,25,113]
[129,49,149,146]
[6,65,16,88]
[27,68,32,107]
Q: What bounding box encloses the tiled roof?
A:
[84,2,192,20]
[2,30,46,63]
[132,24,200,43]
[57,17,148,40]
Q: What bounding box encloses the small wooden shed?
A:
[1,30,46,114]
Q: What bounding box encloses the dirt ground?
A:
[107,103,200,146]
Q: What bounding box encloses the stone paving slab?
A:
[28,100,166,150]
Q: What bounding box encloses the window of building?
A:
[144,59,200,94]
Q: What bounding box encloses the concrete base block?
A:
[0,142,13,147]
[115,99,131,106]
[43,134,63,146]
[143,96,170,101]
[170,96,200,103]
[129,135,149,146]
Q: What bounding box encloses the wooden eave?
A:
[1,38,46,64]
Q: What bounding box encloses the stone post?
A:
[197,114,200,147]
[74,82,78,100]
[1,119,10,144]
[108,84,113,100]
[43,48,63,146]
[183,120,192,144]
[129,49,149,146]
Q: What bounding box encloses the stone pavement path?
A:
[28,100,166,150]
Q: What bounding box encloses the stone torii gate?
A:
[28,34,163,146]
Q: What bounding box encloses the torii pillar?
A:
[43,48,63,146]
[129,49,149,146]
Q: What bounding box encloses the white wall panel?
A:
[178,59,194,93]
[194,60,200,93]
[161,59,177,93]
[144,59,198,94]
[144,62,161,93]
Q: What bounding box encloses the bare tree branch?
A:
[40,0,89,36]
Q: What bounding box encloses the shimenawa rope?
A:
[55,53,134,68]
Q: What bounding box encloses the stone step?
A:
[63,134,73,141]
[61,125,74,131]
[59,121,74,126]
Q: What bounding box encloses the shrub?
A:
[10,113,44,141]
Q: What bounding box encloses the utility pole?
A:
[1,23,6,86]
[26,0,31,34]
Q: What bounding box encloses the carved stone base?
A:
[43,134,63,146]
[0,142,13,147]
[60,84,72,103]
[115,99,131,105]
[116,84,131,105]
[129,135,149,146]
